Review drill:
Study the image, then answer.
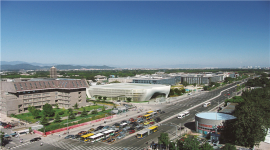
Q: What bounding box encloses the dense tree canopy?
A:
[222,83,270,148]
[42,103,55,117]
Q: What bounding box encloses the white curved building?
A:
[86,83,170,102]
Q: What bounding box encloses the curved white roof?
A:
[90,83,169,89]
[196,112,236,120]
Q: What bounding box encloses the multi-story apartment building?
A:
[1,78,88,116]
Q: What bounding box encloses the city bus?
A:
[89,133,105,143]
[147,111,154,114]
[103,130,115,137]
[98,129,107,134]
[81,133,94,142]
[136,126,158,139]
[203,102,211,107]
[148,126,158,133]
[143,114,152,120]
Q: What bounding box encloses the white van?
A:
[177,114,185,119]
[203,102,211,107]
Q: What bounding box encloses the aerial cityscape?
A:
[1,1,270,150]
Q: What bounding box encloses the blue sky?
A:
[1,1,269,68]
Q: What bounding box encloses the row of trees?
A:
[221,77,270,148]
[158,133,236,150]
[2,69,265,81]
[169,88,186,96]
[203,82,221,91]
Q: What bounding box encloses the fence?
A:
[33,115,116,135]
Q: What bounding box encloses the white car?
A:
[177,114,185,119]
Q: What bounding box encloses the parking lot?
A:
[62,109,163,146]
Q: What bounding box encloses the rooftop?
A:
[90,83,170,89]
[195,112,236,120]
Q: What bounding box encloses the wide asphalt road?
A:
[112,81,243,148]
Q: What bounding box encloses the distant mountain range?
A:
[0,61,115,71]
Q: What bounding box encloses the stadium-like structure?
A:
[86,83,170,102]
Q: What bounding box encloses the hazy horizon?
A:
[2,1,269,68]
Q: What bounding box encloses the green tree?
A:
[0,131,5,146]
[174,88,181,95]
[169,89,175,96]
[80,108,88,117]
[110,80,121,83]
[193,83,197,87]
[180,88,186,93]
[182,81,188,87]
[68,108,73,114]
[68,113,76,120]
[203,86,208,91]
[127,97,132,102]
[222,89,270,148]
[42,103,55,117]
[73,103,79,109]
[102,105,106,112]
[29,127,32,133]
[224,77,233,83]
[93,101,97,105]
[40,115,49,126]
[32,109,40,119]
[28,106,35,114]
[98,96,102,101]
[178,136,200,150]
[91,109,98,114]
[222,143,237,150]
[54,113,61,123]
[158,133,169,148]
[199,142,214,150]
[55,103,59,109]
[103,96,107,101]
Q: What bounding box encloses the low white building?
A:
[86,83,170,102]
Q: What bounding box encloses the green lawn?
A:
[13,105,103,123]
[39,109,112,132]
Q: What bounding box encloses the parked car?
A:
[129,130,135,134]
[74,134,81,139]
[4,124,12,129]
[137,127,144,130]
[119,131,126,135]
[64,135,74,139]
[30,137,41,142]
[149,121,155,125]
[103,126,110,129]
[136,124,142,128]
[137,115,142,118]
[127,127,135,131]
[129,118,135,122]
[94,126,104,131]
[117,134,125,139]
[160,111,165,114]
[123,126,130,131]
[115,130,119,134]
[89,128,95,132]
[78,131,87,135]
[113,123,120,128]
[120,120,127,124]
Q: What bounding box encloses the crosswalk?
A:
[41,137,146,150]
[8,137,147,150]
[9,141,33,150]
